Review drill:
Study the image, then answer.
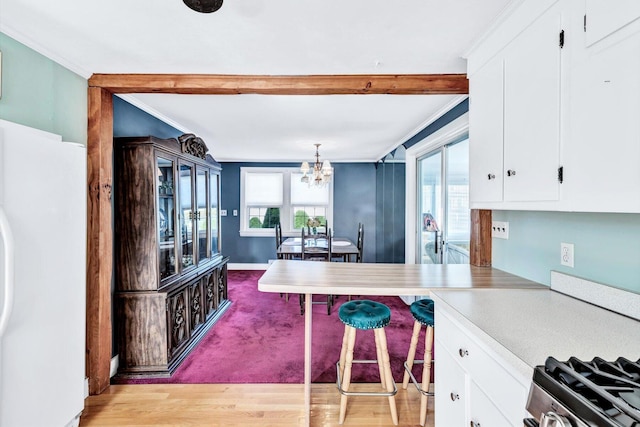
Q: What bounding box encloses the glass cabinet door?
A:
[210,172,220,258]
[196,168,209,263]
[179,163,195,270]
[157,156,177,281]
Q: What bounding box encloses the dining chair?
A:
[275,222,284,259]
[300,227,335,315]
[356,223,364,263]
[275,222,290,301]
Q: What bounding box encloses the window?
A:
[240,167,333,237]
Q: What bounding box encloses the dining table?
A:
[277,236,360,261]
[257,260,546,427]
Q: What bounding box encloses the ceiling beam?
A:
[88,74,468,95]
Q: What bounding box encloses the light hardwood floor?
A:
[79,383,435,427]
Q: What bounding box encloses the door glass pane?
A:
[445,139,470,264]
[210,173,219,257]
[419,151,442,264]
[196,169,208,263]
[179,164,194,269]
[157,157,176,279]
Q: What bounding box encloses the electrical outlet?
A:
[233,209,238,217]
[561,242,574,267]
[491,221,509,239]
[220,209,227,216]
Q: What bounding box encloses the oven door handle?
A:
[540,412,571,427]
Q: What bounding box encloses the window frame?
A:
[240,167,334,237]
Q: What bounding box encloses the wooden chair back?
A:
[301,227,332,261]
[275,222,284,259]
[356,223,364,263]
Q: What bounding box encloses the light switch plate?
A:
[491,221,509,239]
[233,209,238,217]
[220,209,227,216]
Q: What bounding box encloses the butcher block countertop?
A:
[258,260,548,295]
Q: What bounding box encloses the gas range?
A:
[525,356,640,427]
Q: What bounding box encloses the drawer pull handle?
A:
[507,169,516,177]
[487,173,495,180]
[470,421,481,427]
[458,348,469,357]
[450,392,459,401]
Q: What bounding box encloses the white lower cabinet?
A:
[434,305,529,427]
[434,343,467,426]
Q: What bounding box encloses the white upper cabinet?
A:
[564,21,640,212]
[469,1,562,208]
[469,58,504,203]
[585,0,640,46]
[468,0,640,212]
[503,6,562,202]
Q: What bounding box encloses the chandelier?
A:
[300,144,332,187]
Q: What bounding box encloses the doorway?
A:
[417,137,469,264]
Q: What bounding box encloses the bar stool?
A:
[402,298,435,426]
[336,300,398,425]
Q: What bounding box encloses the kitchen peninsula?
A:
[258,260,548,426]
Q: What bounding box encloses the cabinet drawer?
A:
[436,307,528,424]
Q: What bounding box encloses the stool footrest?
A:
[336,362,398,397]
[403,361,434,397]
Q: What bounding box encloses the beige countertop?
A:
[430,287,640,382]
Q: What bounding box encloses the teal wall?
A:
[0,33,87,144]
[492,210,640,293]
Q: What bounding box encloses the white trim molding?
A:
[404,112,469,265]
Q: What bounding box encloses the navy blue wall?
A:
[220,162,377,264]
[375,151,406,263]
[113,95,183,139]
[112,96,469,266]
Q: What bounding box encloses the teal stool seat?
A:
[410,298,435,326]
[339,300,391,330]
[337,300,398,425]
[403,298,435,426]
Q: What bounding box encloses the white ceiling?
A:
[0,0,513,162]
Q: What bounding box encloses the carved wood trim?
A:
[88,73,469,95]
[86,87,114,395]
[178,133,209,159]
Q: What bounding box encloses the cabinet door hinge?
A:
[559,30,565,48]
[584,14,587,32]
[558,166,564,184]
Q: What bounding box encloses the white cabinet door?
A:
[565,29,640,212]
[585,0,640,46]
[469,57,505,203]
[503,5,562,202]
[434,342,467,427]
[469,380,513,427]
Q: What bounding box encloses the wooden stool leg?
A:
[403,320,422,389]
[373,327,386,389]
[338,325,352,383]
[375,328,398,425]
[419,326,434,427]
[339,326,357,424]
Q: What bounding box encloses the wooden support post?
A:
[470,209,492,267]
[86,87,114,395]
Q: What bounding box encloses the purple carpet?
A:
[114,270,429,384]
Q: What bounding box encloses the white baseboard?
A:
[228,263,269,270]
[110,355,119,378]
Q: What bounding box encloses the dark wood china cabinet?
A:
[114,134,229,377]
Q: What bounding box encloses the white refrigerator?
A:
[0,119,86,427]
